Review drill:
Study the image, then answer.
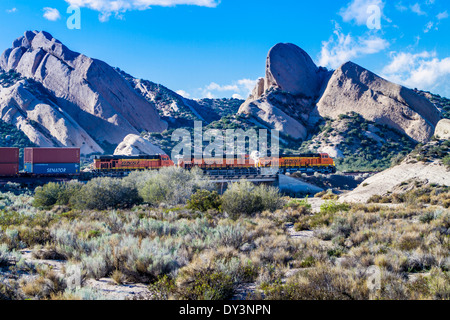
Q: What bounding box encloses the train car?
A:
[258,153,336,174]
[24,148,80,163]
[94,154,174,172]
[24,148,81,175]
[0,148,20,177]
[178,155,258,175]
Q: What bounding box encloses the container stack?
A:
[24,148,81,175]
[0,148,20,176]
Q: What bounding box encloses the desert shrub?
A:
[175,248,251,300]
[187,190,222,212]
[129,167,213,206]
[21,269,66,300]
[139,179,169,206]
[320,201,350,214]
[443,155,450,168]
[179,271,234,300]
[427,268,450,300]
[33,183,65,208]
[71,178,141,210]
[285,198,312,211]
[117,236,184,283]
[261,264,369,300]
[54,181,83,206]
[221,181,283,218]
[0,279,23,300]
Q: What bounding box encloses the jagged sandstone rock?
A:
[240,43,441,145]
[239,43,323,140]
[0,31,167,153]
[114,134,165,156]
[315,62,441,143]
[0,81,103,154]
[264,43,320,98]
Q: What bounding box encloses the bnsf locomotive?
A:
[178,153,336,175]
[93,154,174,172]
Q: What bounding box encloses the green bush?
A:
[71,178,141,210]
[33,183,65,208]
[127,167,213,206]
[221,181,283,218]
[320,201,350,214]
[187,190,222,212]
[443,155,450,168]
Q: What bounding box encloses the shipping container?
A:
[0,148,20,164]
[0,163,19,176]
[24,163,80,175]
[24,148,80,164]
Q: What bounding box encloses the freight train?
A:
[0,147,81,177]
[0,147,337,178]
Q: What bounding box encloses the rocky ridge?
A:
[0,31,167,154]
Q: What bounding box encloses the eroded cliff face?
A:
[239,43,441,144]
[315,61,441,143]
[238,43,328,140]
[0,31,167,154]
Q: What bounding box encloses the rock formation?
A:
[239,43,441,144]
[0,31,167,154]
[316,62,441,143]
[264,43,321,98]
[238,43,327,140]
[0,80,103,154]
[114,134,165,156]
[435,119,450,140]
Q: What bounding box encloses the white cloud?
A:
[382,51,450,96]
[176,90,191,98]
[194,78,257,99]
[424,21,435,33]
[340,0,384,25]
[6,8,17,13]
[319,24,389,69]
[43,7,61,21]
[410,3,426,16]
[437,11,449,20]
[65,0,219,21]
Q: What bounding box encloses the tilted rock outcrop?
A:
[239,43,441,144]
[239,43,327,140]
[264,43,321,98]
[0,31,167,154]
[0,80,103,154]
[315,62,441,143]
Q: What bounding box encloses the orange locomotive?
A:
[93,154,174,172]
[178,155,258,175]
[258,153,336,174]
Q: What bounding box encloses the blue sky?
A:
[1,0,449,99]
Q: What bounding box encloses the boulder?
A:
[265,43,320,98]
[114,134,165,156]
[435,119,450,140]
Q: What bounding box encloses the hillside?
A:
[299,112,417,172]
[118,68,243,128]
[341,138,450,203]
[415,90,450,119]
[0,31,166,155]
